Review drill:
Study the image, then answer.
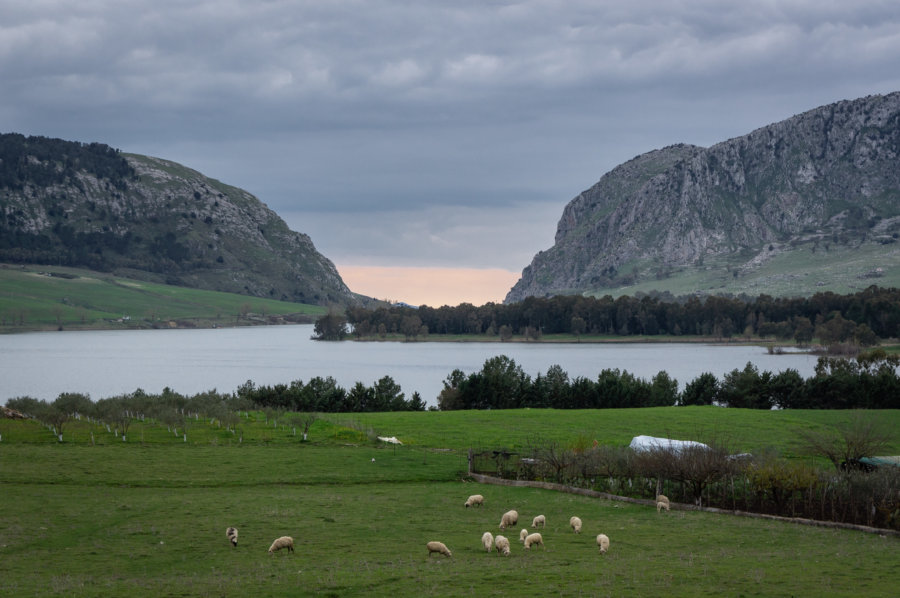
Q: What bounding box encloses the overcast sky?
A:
[3,1,899,304]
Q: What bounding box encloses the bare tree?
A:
[288,412,317,440]
[300,413,317,441]
[528,437,576,483]
[800,413,895,470]
[635,440,737,506]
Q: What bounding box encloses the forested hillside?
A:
[0,133,359,306]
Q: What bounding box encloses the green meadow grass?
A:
[325,407,900,458]
[1,410,899,596]
[0,264,324,331]
[7,407,900,457]
[586,242,900,299]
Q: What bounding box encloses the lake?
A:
[0,325,820,407]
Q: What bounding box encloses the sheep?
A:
[656,494,670,513]
[523,532,544,550]
[532,514,546,528]
[268,536,294,554]
[465,494,485,508]
[596,533,610,554]
[499,509,519,530]
[569,516,582,534]
[494,535,511,556]
[481,532,494,553]
[519,528,529,543]
[225,526,238,547]
[426,540,452,558]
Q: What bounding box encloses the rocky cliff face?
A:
[506,92,900,302]
[0,136,357,305]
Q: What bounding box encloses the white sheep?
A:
[481,531,494,553]
[268,536,294,554]
[656,494,670,513]
[532,514,546,528]
[426,540,452,558]
[226,526,238,547]
[465,494,485,508]
[569,516,582,534]
[494,535,511,556]
[499,509,519,530]
[596,533,610,554]
[519,528,529,543]
[523,532,544,550]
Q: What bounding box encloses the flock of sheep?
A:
[427,492,671,559]
[227,491,671,559]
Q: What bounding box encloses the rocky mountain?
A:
[0,133,359,306]
[506,92,900,303]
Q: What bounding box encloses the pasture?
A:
[1,410,899,596]
[0,264,324,332]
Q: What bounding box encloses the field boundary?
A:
[467,472,900,537]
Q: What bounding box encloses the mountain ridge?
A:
[0,133,361,306]
[506,92,900,303]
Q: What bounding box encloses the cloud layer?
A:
[3,1,900,273]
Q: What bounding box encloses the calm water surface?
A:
[0,325,819,406]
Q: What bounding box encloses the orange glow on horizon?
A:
[337,265,521,307]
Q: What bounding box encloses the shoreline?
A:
[0,313,318,335]
[4,322,894,355]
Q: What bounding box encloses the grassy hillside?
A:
[588,242,900,299]
[0,263,325,332]
[0,135,359,306]
[1,409,898,597]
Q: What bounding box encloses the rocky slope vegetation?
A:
[506,92,900,302]
[0,134,358,305]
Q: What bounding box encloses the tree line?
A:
[234,376,427,412]
[437,351,900,410]
[0,133,134,191]
[5,351,898,428]
[340,286,900,345]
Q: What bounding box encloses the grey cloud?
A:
[2,1,899,270]
[281,199,563,271]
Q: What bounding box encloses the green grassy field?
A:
[587,242,900,299]
[0,264,325,332]
[5,407,900,456]
[325,408,900,458]
[1,409,899,596]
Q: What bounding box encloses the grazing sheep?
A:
[532,514,546,528]
[499,509,519,530]
[465,494,485,508]
[426,540,452,558]
[523,532,544,550]
[226,526,238,547]
[268,536,294,554]
[656,494,670,513]
[494,535,511,556]
[569,516,582,534]
[481,532,494,553]
[519,528,529,543]
[596,533,610,554]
